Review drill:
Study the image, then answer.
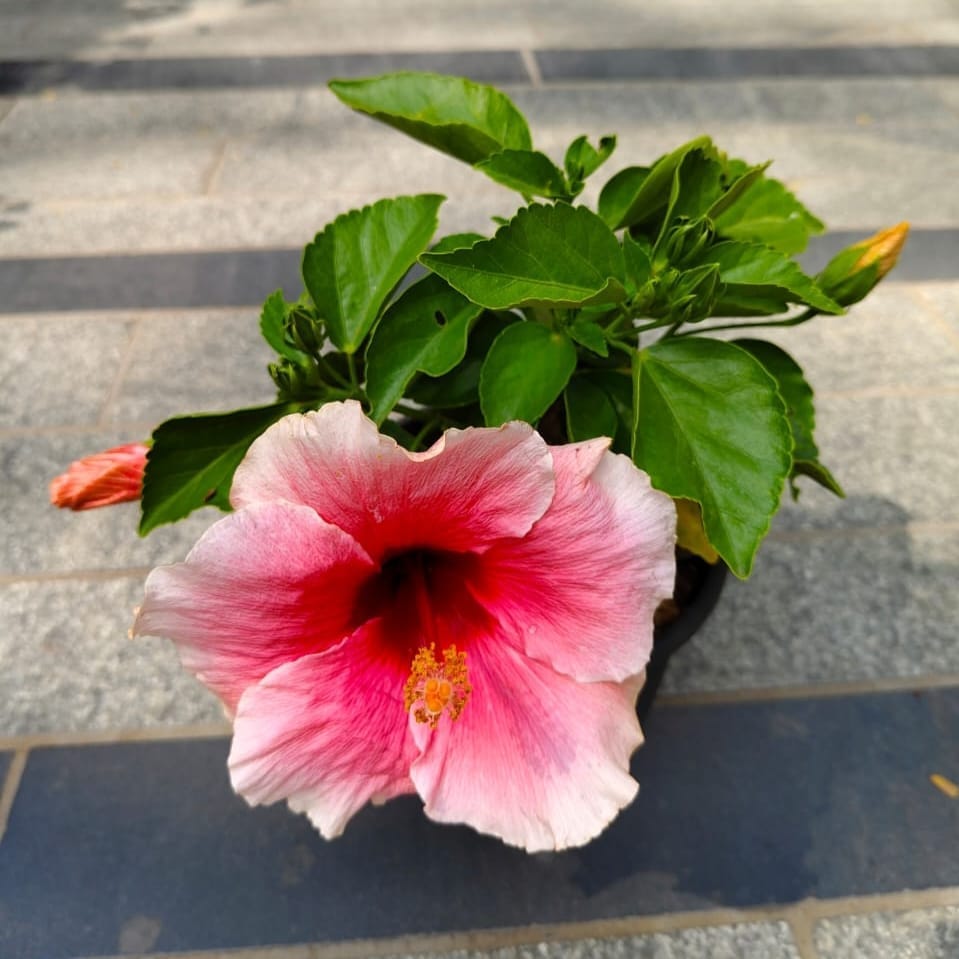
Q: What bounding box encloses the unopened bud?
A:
[816,222,909,307]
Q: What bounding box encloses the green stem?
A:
[314,353,352,391]
[346,352,360,393]
[409,417,441,452]
[672,307,819,338]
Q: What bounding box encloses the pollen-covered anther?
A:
[404,643,471,728]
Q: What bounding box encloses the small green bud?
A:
[285,308,325,355]
[816,222,909,307]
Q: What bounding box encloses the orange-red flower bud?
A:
[49,442,149,510]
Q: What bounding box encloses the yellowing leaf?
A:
[675,498,720,564]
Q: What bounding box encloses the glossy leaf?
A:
[598,135,714,230]
[366,274,483,423]
[479,322,577,426]
[632,338,792,577]
[302,194,444,353]
[735,339,844,499]
[623,233,653,292]
[564,134,616,191]
[662,148,725,231]
[429,232,485,254]
[714,175,825,254]
[692,240,842,315]
[409,310,518,409]
[475,149,570,198]
[420,203,627,310]
[140,403,301,534]
[564,376,618,441]
[583,369,633,454]
[329,72,531,164]
[259,290,303,361]
[568,315,608,356]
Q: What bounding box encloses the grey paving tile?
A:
[914,283,959,344]
[0,193,513,257]
[3,0,958,59]
[814,907,959,958]
[0,51,529,95]
[381,924,801,958]
[662,526,959,693]
[0,313,133,428]
[0,429,217,576]
[731,283,959,394]
[775,392,959,530]
[0,95,221,202]
[106,310,276,425]
[0,576,221,736]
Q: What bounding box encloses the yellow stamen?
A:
[404,643,471,728]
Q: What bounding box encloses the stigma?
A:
[404,643,471,728]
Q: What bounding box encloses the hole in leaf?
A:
[434,310,447,327]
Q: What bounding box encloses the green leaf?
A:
[598,136,715,230]
[623,233,653,292]
[302,194,444,354]
[480,323,577,426]
[365,274,483,424]
[475,149,570,198]
[329,72,531,164]
[568,315,608,356]
[564,134,616,191]
[420,203,626,310]
[429,232,485,254]
[564,376,618,441]
[734,339,844,499]
[663,148,725,231]
[584,369,633,454]
[707,161,770,220]
[714,175,825,254]
[139,403,301,534]
[409,310,518,409]
[632,338,792,577]
[259,290,305,361]
[691,240,842,315]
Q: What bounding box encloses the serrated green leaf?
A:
[329,72,531,164]
[707,161,770,220]
[692,240,842,315]
[259,290,305,361]
[366,274,483,424]
[564,134,616,191]
[429,232,485,254]
[409,310,519,409]
[568,316,608,356]
[598,136,715,231]
[480,323,577,426]
[302,194,444,354]
[663,148,725,232]
[420,203,626,310]
[714,175,825,254]
[564,376,618,441]
[475,148,570,198]
[735,339,844,499]
[632,338,792,577]
[623,233,653,292]
[139,403,301,534]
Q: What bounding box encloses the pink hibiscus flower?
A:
[50,442,148,510]
[133,401,676,851]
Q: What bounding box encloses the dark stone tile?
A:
[1,689,957,957]
[0,750,12,792]
[0,229,955,314]
[0,51,529,96]
[535,45,959,82]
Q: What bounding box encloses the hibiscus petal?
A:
[472,440,676,683]
[229,624,417,838]
[230,401,555,561]
[133,500,376,710]
[409,638,643,852]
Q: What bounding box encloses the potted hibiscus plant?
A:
[52,72,906,852]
